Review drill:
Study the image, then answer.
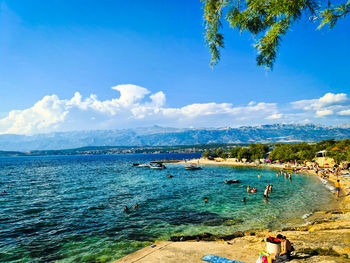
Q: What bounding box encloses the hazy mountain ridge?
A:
[1,124,350,151]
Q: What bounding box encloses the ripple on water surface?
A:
[0,153,334,262]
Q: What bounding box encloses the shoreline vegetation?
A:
[115,142,350,263]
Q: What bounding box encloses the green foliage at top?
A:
[202,0,349,68]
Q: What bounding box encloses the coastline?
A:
[183,157,350,209]
[114,158,350,263]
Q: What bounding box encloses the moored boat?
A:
[184,165,202,170]
[150,163,166,169]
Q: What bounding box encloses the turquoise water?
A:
[0,154,334,262]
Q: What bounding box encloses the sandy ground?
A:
[114,158,350,263]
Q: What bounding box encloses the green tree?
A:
[202,149,210,158]
[237,147,251,160]
[216,148,224,157]
[269,144,297,162]
[202,0,350,68]
[229,146,241,158]
[249,143,269,160]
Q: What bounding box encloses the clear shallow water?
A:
[0,154,334,262]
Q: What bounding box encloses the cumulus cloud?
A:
[316,109,333,117]
[0,86,349,135]
[292,93,349,111]
[291,92,350,118]
[266,113,283,120]
[338,109,350,116]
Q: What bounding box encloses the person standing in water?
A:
[268,184,273,192]
[204,197,208,203]
[247,185,250,193]
[264,186,269,199]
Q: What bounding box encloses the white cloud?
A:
[291,92,350,118]
[0,86,349,135]
[292,93,349,111]
[316,109,333,117]
[338,109,350,116]
[266,113,283,120]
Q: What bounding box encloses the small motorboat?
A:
[138,164,150,167]
[133,163,150,167]
[224,179,240,184]
[150,163,166,169]
[184,165,202,170]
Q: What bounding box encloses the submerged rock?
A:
[169,231,244,242]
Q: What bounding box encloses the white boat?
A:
[133,163,150,167]
[138,164,150,167]
[150,163,166,169]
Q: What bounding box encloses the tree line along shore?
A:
[202,139,350,165]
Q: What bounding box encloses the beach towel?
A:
[201,254,245,263]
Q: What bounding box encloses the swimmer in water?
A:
[269,184,273,192]
[204,197,208,203]
[133,203,139,209]
[242,197,246,202]
[124,206,129,212]
[247,185,250,193]
[264,187,269,198]
[258,174,261,178]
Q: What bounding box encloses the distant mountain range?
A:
[1,124,350,151]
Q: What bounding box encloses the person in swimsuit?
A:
[268,184,273,192]
[335,180,341,197]
[264,186,269,198]
[247,185,250,193]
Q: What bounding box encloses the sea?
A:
[0,153,335,262]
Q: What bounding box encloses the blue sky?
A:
[0,0,350,134]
